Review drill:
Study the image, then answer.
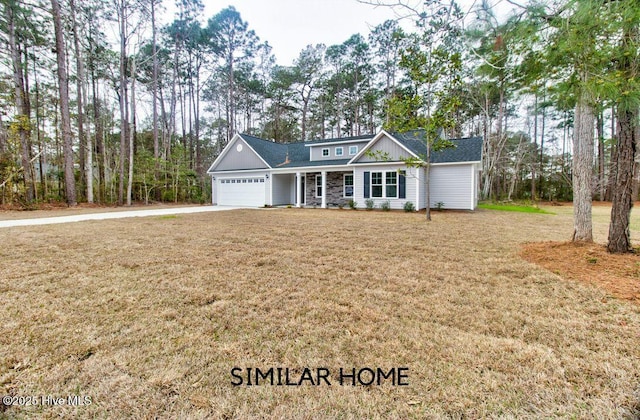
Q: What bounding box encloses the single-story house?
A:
[206,130,483,210]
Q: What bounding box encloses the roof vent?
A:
[277,152,291,167]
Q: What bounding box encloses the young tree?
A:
[383,1,464,221]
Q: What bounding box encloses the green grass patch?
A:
[478,203,554,214]
[157,214,178,219]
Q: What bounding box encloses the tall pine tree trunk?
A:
[126,57,136,206]
[607,107,637,253]
[151,0,159,175]
[117,0,127,206]
[51,0,77,206]
[70,0,92,203]
[7,3,35,202]
[572,88,594,242]
[607,16,638,254]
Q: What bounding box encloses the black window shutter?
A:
[399,171,406,199]
[364,172,370,198]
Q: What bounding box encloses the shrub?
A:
[380,200,391,211]
[435,201,445,211]
[365,199,375,210]
[348,199,357,210]
[403,201,415,212]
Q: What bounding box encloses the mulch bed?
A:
[521,241,640,304]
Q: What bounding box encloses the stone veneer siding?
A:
[305,171,353,207]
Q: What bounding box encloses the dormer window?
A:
[335,147,344,157]
[322,148,329,157]
[349,145,358,155]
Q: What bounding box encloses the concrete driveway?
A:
[0,206,242,228]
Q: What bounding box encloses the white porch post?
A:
[416,168,421,211]
[321,170,327,209]
[296,172,302,208]
[211,177,216,205]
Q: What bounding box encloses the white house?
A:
[206,130,482,210]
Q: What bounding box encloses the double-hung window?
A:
[386,172,397,198]
[371,172,383,197]
[316,175,323,198]
[368,171,401,198]
[344,174,354,197]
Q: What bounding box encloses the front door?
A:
[295,175,307,205]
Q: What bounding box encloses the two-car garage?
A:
[215,176,267,207]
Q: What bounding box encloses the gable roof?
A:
[348,130,418,164]
[238,134,288,167]
[209,131,482,173]
[393,131,483,163]
[207,134,272,173]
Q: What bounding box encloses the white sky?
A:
[171,0,515,66]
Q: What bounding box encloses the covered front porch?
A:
[271,169,353,208]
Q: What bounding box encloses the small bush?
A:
[365,199,375,210]
[404,201,415,212]
[435,201,445,211]
[380,200,391,211]
[338,203,344,209]
[348,199,357,210]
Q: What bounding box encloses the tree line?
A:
[0,0,637,251]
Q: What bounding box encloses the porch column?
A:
[321,170,327,209]
[296,172,302,208]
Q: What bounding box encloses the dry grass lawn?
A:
[1,205,639,418]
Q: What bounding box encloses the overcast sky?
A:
[182,0,513,66]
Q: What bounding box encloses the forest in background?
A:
[0,0,637,211]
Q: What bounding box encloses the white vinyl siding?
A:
[352,165,418,210]
[272,173,295,205]
[429,164,474,210]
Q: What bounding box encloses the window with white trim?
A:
[371,172,383,197]
[370,171,399,198]
[349,145,358,155]
[316,175,323,198]
[322,148,329,157]
[386,172,397,198]
[344,174,354,197]
[335,147,344,157]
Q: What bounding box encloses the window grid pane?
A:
[344,174,354,197]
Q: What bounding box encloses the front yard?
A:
[1,206,639,418]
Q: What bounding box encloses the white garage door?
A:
[218,177,266,207]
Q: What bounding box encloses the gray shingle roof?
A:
[393,131,483,163]
[238,131,482,169]
[239,134,288,167]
